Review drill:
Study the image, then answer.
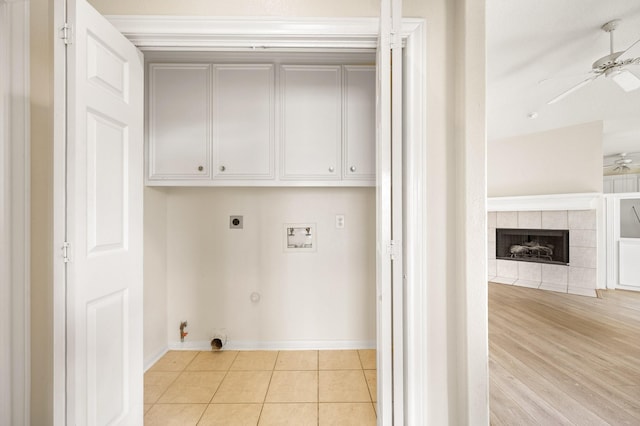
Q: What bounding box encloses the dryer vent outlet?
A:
[211,338,224,351]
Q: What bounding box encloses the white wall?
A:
[162,187,376,347]
[488,121,603,197]
[143,187,168,367]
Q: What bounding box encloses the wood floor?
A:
[489,282,640,425]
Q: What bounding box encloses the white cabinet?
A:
[148,64,211,180]
[343,66,375,180]
[280,65,342,181]
[213,65,274,179]
[147,61,375,186]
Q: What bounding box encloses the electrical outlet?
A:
[335,214,345,229]
[230,215,243,229]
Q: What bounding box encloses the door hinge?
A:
[59,23,73,45]
[62,242,71,263]
[387,240,400,261]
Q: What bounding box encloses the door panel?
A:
[280,65,342,180]
[66,0,144,423]
[377,0,403,423]
[214,64,274,179]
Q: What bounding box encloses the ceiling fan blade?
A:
[617,37,640,62]
[611,69,640,91]
[547,76,597,104]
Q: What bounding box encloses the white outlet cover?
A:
[335,214,345,229]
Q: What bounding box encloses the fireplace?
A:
[496,228,569,265]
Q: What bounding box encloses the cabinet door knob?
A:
[219,165,226,172]
[328,166,335,173]
[197,165,204,172]
[350,166,357,172]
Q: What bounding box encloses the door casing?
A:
[53,14,429,424]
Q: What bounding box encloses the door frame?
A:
[0,0,30,424]
[52,15,429,423]
[111,16,429,423]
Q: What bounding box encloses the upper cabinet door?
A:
[148,64,211,180]
[213,64,275,179]
[343,65,376,181]
[280,65,342,180]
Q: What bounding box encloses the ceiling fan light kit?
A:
[604,152,639,174]
[547,19,640,104]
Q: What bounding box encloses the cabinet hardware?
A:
[350,166,357,172]
[328,166,335,173]
[219,165,226,172]
[197,166,203,171]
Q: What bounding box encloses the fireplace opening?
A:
[496,228,569,265]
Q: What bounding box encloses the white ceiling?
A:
[487,0,640,158]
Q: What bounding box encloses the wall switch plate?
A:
[335,214,345,229]
[230,215,243,229]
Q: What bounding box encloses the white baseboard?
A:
[167,340,376,351]
[144,346,169,372]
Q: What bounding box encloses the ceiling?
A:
[486,0,640,159]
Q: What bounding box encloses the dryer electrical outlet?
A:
[229,215,243,229]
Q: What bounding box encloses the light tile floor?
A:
[145,349,377,425]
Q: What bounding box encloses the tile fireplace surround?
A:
[488,209,598,297]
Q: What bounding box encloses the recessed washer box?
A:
[284,223,316,252]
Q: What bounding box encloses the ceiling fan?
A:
[603,152,639,173]
[548,19,640,104]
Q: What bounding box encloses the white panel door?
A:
[280,65,342,180]
[213,64,275,179]
[65,0,144,423]
[148,64,211,180]
[377,0,403,423]
[344,65,376,181]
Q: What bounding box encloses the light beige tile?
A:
[144,403,206,426]
[570,229,597,248]
[514,279,541,289]
[568,210,596,230]
[541,264,568,285]
[358,350,376,370]
[364,370,377,402]
[144,371,179,404]
[158,371,225,404]
[567,287,597,298]
[187,351,238,371]
[488,240,496,260]
[259,403,317,426]
[319,403,377,425]
[319,350,362,370]
[488,211,497,229]
[212,371,272,403]
[568,266,597,289]
[319,370,371,402]
[230,351,278,371]
[275,350,318,370]
[198,404,262,426]
[518,262,541,282]
[496,260,518,279]
[539,282,568,293]
[492,276,516,285]
[144,404,153,414]
[497,211,518,228]
[148,350,198,372]
[570,247,597,268]
[518,211,541,229]
[266,371,318,403]
[542,211,568,230]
